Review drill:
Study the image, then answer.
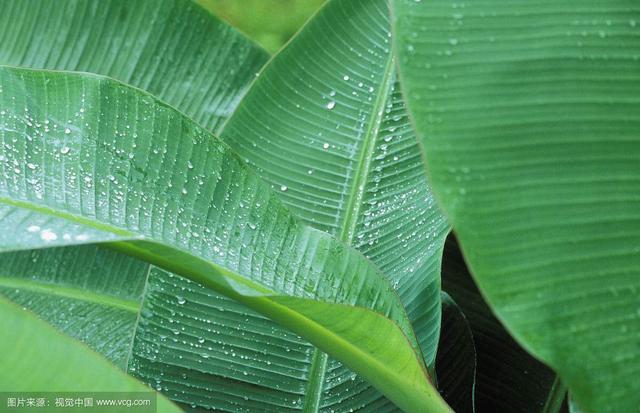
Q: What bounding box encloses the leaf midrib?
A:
[303,52,397,412]
[337,53,396,244]
[122,263,153,373]
[0,197,275,298]
[0,276,139,312]
[0,196,135,238]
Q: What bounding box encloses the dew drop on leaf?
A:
[40,229,57,241]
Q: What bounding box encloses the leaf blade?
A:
[392,1,640,412]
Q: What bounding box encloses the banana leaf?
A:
[0,65,450,413]
[392,1,640,411]
[221,0,450,408]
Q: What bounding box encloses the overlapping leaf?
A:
[0,295,182,412]
[0,66,450,413]
[221,0,450,408]
[392,1,640,412]
[434,293,476,413]
[0,0,268,133]
[441,235,558,413]
[0,246,148,369]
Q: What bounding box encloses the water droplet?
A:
[64,128,71,134]
[60,147,70,154]
[177,296,186,305]
[280,185,288,192]
[322,143,330,149]
[342,75,350,81]
[326,101,336,110]
[40,229,57,241]
[448,38,459,46]
[27,225,40,233]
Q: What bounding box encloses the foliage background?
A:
[198,0,327,53]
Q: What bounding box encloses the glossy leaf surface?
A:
[0,0,268,133]
[0,246,148,369]
[0,295,182,413]
[393,1,640,412]
[222,0,449,408]
[0,0,437,408]
[0,66,449,413]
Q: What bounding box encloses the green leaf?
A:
[0,0,268,134]
[0,295,182,413]
[0,246,149,369]
[392,1,640,412]
[221,0,449,407]
[0,66,449,413]
[441,236,557,413]
[435,293,476,413]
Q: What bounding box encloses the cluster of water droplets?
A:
[129,270,310,409]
